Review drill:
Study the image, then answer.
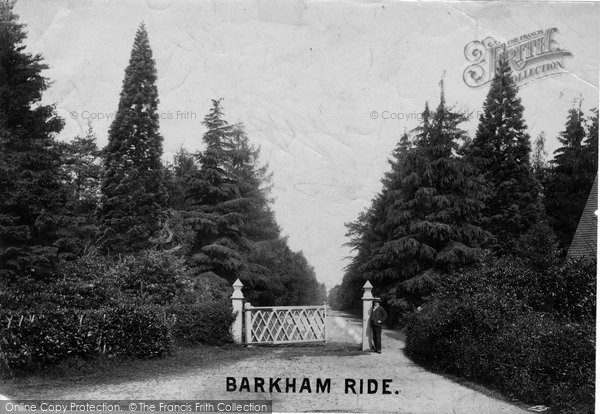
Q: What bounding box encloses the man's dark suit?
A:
[369,304,387,353]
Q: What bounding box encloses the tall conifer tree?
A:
[338,133,414,310]
[57,123,103,255]
[339,86,488,312]
[164,147,198,211]
[184,101,323,304]
[378,86,487,306]
[544,106,595,248]
[583,107,598,180]
[185,100,248,282]
[228,124,280,242]
[62,123,103,216]
[531,131,548,184]
[0,1,66,281]
[338,190,391,310]
[98,24,167,253]
[469,58,541,253]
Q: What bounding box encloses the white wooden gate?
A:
[243,304,327,344]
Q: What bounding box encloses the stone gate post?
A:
[362,281,374,351]
[230,279,244,344]
[244,302,252,344]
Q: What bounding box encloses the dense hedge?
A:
[405,256,596,414]
[0,250,200,312]
[0,305,172,372]
[0,248,238,375]
[0,301,235,374]
[169,300,235,345]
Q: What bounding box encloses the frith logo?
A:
[463,28,572,88]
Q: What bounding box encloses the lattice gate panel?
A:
[245,305,327,344]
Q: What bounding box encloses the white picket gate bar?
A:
[243,303,327,344]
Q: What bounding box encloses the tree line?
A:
[0,3,326,310]
[331,58,598,318]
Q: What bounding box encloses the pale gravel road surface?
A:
[16,310,529,413]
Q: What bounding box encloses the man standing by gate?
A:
[369,298,387,353]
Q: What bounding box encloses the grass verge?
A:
[1,345,270,399]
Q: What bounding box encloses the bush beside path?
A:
[2,310,528,413]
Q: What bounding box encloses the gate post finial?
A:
[362,280,374,351]
[231,279,244,344]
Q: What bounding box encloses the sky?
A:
[14,0,600,290]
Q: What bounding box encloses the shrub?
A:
[98,306,173,359]
[0,305,173,373]
[405,256,596,413]
[0,252,124,312]
[168,300,235,345]
[150,210,195,255]
[514,222,559,270]
[494,315,594,412]
[531,257,596,323]
[0,300,237,374]
[0,249,205,312]
[434,255,595,323]
[120,250,194,305]
[186,270,232,303]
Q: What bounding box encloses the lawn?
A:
[1,345,270,399]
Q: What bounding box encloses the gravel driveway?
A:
[15,310,529,413]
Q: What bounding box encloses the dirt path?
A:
[8,311,529,413]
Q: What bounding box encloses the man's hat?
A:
[373,298,381,303]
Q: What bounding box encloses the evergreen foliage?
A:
[544,105,597,249]
[0,0,66,281]
[339,84,488,314]
[531,131,548,184]
[229,124,280,242]
[184,99,249,283]
[406,255,595,414]
[244,236,325,306]
[583,107,598,174]
[468,58,541,254]
[164,147,198,211]
[383,88,488,282]
[97,23,167,253]
[57,123,103,255]
[181,100,325,305]
[62,123,103,216]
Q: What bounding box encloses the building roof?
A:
[567,175,598,259]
